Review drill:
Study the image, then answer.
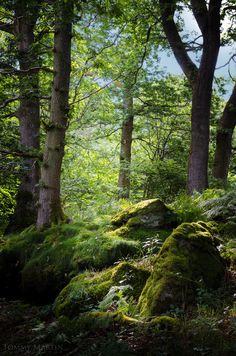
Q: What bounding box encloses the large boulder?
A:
[0,224,140,302]
[54,261,150,318]
[138,222,225,317]
[111,199,177,229]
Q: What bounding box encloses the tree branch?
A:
[0,21,14,34]
[159,0,198,86]
[0,66,54,75]
[190,0,208,35]
[0,96,21,109]
[0,148,42,159]
[131,24,153,86]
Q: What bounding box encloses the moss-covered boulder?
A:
[111,199,177,229]
[0,223,140,302]
[138,222,225,317]
[54,261,150,317]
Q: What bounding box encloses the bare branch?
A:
[159,0,198,86]
[132,25,153,86]
[215,54,236,70]
[0,96,21,109]
[71,77,120,104]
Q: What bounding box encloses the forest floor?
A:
[0,299,60,355]
[0,299,143,356]
[0,298,178,356]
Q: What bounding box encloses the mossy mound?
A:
[111,199,177,229]
[0,227,45,296]
[54,261,150,317]
[138,222,225,317]
[0,223,140,302]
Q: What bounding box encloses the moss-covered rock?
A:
[0,227,45,296]
[0,223,140,302]
[138,222,225,317]
[111,199,177,229]
[54,261,150,317]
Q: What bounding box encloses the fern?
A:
[97,285,132,313]
[201,192,236,221]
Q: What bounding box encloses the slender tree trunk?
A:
[118,86,134,199]
[5,1,40,233]
[212,84,236,185]
[37,0,73,229]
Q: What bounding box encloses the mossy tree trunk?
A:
[5,0,40,233]
[212,84,236,186]
[118,85,134,199]
[159,0,221,193]
[37,0,73,229]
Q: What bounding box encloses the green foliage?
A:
[201,191,236,222]
[98,285,132,313]
[0,187,15,233]
[171,189,224,223]
[171,192,206,223]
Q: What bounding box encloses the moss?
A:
[148,315,179,329]
[138,222,225,318]
[0,222,141,302]
[111,199,177,229]
[111,225,170,243]
[0,228,45,296]
[57,311,140,339]
[54,261,150,318]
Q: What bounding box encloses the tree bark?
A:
[118,85,134,199]
[159,0,221,193]
[188,0,221,192]
[37,0,73,229]
[5,0,40,233]
[212,84,236,185]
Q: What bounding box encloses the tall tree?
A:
[118,83,134,199]
[0,0,41,232]
[213,84,236,185]
[212,2,236,185]
[159,0,221,193]
[37,0,73,229]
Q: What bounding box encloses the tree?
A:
[0,0,41,232]
[159,0,221,193]
[37,0,73,229]
[212,3,236,185]
[213,84,236,185]
[118,83,134,199]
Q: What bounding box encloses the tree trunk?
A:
[159,0,221,193]
[37,0,73,229]
[118,86,134,199]
[188,2,221,192]
[188,67,215,193]
[212,84,236,185]
[5,1,40,233]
